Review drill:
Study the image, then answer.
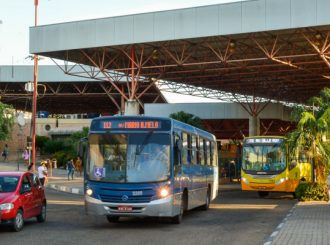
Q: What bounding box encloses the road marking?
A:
[48,200,84,205]
[210,204,278,209]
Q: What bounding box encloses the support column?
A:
[124,99,139,115]
[249,115,260,136]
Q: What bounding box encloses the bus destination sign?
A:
[245,138,283,144]
[102,120,161,129]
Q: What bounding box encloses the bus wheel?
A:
[200,188,210,211]
[106,215,119,223]
[171,192,187,224]
[258,191,269,198]
[292,192,297,199]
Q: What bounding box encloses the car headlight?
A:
[242,177,249,184]
[0,203,14,210]
[86,188,93,196]
[275,178,286,185]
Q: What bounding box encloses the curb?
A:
[263,202,298,245]
[46,183,84,196]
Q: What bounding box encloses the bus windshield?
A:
[88,133,171,183]
[242,144,286,173]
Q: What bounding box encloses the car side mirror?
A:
[21,184,32,194]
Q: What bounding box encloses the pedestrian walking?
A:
[67,159,75,180]
[2,144,9,161]
[22,147,30,166]
[38,161,48,186]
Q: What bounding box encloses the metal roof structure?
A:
[29,0,330,106]
[0,65,166,114]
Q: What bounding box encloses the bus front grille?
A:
[99,194,153,203]
[98,186,155,203]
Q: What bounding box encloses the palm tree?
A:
[287,88,330,183]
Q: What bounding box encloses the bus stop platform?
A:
[1,161,330,244]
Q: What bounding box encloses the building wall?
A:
[0,118,91,162]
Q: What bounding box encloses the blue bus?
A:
[80,116,218,224]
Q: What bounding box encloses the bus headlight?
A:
[86,188,93,196]
[275,178,286,185]
[242,177,249,184]
[159,187,169,198]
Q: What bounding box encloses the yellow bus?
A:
[241,136,312,197]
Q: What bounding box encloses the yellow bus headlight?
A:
[242,177,249,184]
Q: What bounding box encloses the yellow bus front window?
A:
[242,144,285,173]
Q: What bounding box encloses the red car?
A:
[0,171,47,231]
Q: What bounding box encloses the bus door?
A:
[287,159,300,192]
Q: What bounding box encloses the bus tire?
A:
[106,215,120,223]
[258,191,269,198]
[172,192,187,224]
[201,187,211,211]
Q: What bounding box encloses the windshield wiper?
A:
[136,130,154,155]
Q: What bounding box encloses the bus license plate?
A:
[118,206,132,212]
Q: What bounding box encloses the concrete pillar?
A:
[124,100,140,115]
[249,115,260,136]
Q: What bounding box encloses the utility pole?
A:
[31,0,39,172]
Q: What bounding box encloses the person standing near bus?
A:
[75,157,83,177]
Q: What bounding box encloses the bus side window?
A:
[199,138,205,165]
[191,135,197,165]
[181,133,190,165]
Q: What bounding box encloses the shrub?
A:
[295,182,328,201]
[53,150,76,169]
[44,140,65,154]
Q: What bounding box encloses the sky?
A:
[0,0,245,102]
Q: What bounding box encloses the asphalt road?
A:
[0,188,296,245]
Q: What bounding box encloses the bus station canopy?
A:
[29,0,330,106]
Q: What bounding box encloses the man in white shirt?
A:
[38,161,48,186]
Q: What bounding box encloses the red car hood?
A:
[0,192,17,204]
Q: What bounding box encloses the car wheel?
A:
[37,203,47,222]
[106,215,119,223]
[12,209,24,232]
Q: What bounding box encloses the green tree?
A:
[0,102,15,141]
[287,87,330,183]
[169,111,204,129]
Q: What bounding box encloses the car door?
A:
[30,174,44,215]
[19,175,34,219]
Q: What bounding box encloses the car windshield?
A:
[0,176,19,193]
[88,133,171,183]
[242,144,286,172]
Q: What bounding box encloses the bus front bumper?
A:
[85,195,178,217]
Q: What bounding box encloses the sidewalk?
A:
[1,161,330,244]
[0,161,84,195]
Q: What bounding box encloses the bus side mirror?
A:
[175,139,183,151]
[78,137,88,157]
[289,160,297,170]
